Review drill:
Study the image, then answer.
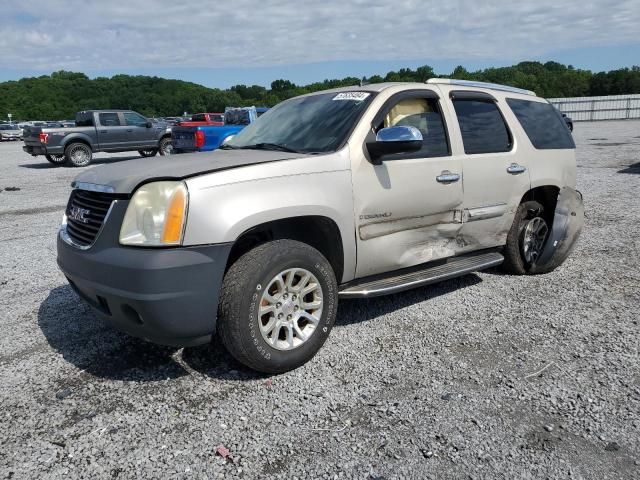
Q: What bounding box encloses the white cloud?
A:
[0,0,638,71]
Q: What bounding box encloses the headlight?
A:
[119,181,188,246]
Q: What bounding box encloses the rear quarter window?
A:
[506,99,575,149]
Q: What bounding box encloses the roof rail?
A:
[426,78,536,96]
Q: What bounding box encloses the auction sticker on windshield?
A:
[333,92,371,101]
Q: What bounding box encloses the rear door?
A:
[447,91,530,249]
[351,89,465,278]
[97,112,128,150]
[122,111,156,148]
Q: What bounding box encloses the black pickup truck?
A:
[23,110,172,167]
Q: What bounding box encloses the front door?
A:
[122,111,157,149]
[352,90,465,278]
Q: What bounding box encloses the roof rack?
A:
[426,78,536,96]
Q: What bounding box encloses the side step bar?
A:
[339,252,504,299]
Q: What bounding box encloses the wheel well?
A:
[520,185,560,225]
[226,216,344,281]
[64,138,92,151]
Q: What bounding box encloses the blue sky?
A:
[1,1,638,89]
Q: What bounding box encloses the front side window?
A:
[452,100,512,154]
[377,97,449,158]
[99,113,121,127]
[226,92,374,153]
[123,112,148,127]
[191,114,206,122]
[506,98,575,150]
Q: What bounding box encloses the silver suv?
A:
[57,80,583,373]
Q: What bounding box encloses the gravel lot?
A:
[1,121,639,479]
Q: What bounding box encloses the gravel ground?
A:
[1,121,639,479]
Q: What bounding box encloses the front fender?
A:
[183,170,357,281]
[530,187,584,273]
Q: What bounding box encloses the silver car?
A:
[0,124,22,141]
[57,80,584,373]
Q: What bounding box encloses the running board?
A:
[339,252,504,299]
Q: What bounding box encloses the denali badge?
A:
[69,206,90,224]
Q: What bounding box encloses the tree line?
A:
[1,61,639,120]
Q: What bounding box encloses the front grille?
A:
[65,189,117,247]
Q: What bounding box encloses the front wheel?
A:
[158,137,172,156]
[502,201,550,274]
[217,240,338,373]
[64,142,93,167]
[45,154,66,165]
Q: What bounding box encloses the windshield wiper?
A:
[218,144,240,150]
[237,143,304,154]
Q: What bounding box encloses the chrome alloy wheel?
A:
[70,145,90,164]
[522,217,549,264]
[258,268,323,351]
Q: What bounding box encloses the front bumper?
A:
[56,199,232,347]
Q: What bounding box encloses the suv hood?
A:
[73,149,309,194]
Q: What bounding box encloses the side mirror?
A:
[366,126,423,163]
[145,121,152,128]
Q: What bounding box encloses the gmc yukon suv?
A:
[23,110,172,167]
[57,80,583,373]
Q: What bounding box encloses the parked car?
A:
[22,110,172,167]
[56,80,583,373]
[178,113,224,127]
[171,107,268,153]
[0,124,22,141]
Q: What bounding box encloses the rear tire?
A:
[64,142,92,167]
[45,154,66,165]
[158,137,172,156]
[217,240,338,374]
[502,201,550,275]
[138,149,158,157]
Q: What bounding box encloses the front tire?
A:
[64,142,92,167]
[502,201,550,275]
[45,154,66,165]
[217,240,338,374]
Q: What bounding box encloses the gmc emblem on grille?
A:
[69,206,91,223]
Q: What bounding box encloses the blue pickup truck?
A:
[171,106,268,153]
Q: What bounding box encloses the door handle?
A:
[436,171,461,184]
[100,130,108,134]
[507,163,527,174]
[126,129,133,133]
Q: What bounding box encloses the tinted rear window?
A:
[76,114,94,127]
[99,113,121,126]
[506,99,575,149]
[452,100,512,154]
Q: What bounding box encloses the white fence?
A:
[548,94,640,122]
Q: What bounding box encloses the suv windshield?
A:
[225,91,374,154]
